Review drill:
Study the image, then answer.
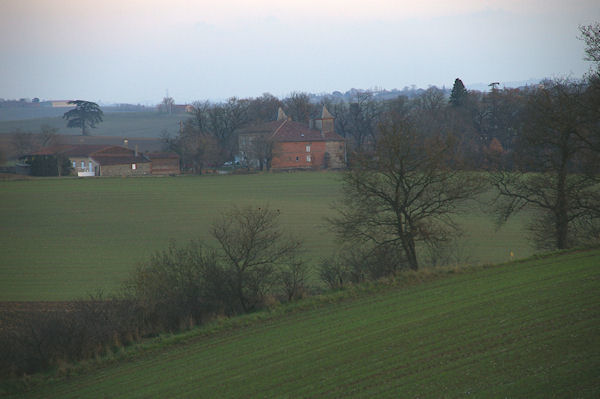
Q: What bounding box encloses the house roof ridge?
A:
[271,119,288,138]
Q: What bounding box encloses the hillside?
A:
[8,249,599,398]
[0,111,183,138]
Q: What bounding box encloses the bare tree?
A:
[247,93,283,123]
[11,129,37,158]
[39,124,60,147]
[329,120,485,270]
[211,206,303,312]
[187,98,249,162]
[283,92,313,123]
[249,134,273,171]
[279,259,308,301]
[413,86,446,114]
[490,79,600,249]
[160,96,175,114]
[173,119,219,173]
[579,22,600,67]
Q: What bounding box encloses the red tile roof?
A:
[65,145,117,157]
[239,120,344,143]
[32,144,151,166]
[92,154,150,166]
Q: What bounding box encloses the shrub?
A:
[126,241,227,331]
[0,297,139,377]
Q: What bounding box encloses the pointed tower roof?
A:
[321,105,334,119]
[277,107,288,121]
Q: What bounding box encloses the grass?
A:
[0,172,534,301]
[6,248,599,398]
[0,111,182,138]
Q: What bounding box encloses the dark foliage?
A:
[490,79,600,249]
[0,297,138,377]
[28,154,72,176]
[449,78,468,107]
[62,100,103,136]
[329,119,486,270]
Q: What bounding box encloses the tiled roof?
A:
[91,154,150,166]
[238,120,344,143]
[33,144,154,166]
[65,145,117,157]
[237,120,283,135]
[271,120,344,142]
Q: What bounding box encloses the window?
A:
[132,163,137,170]
[295,156,299,161]
[81,161,85,169]
[306,155,311,162]
[89,162,92,172]
[306,145,311,152]
[72,161,76,168]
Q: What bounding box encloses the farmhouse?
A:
[24,144,174,176]
[239,106,346,170]
[90,146,151,176]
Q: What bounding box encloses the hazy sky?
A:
[1,0,598,104]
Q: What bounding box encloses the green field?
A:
[0,173,534,301]
[9,249,599,398]
[0,111,182,138]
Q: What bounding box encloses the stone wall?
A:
[100,162,151,176]
[324,141,346,169]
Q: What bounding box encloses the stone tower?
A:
[315,105,334,134]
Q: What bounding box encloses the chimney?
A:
[277,107,288,121]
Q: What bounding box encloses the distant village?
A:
[6,101,348,177]
[0,78,573,178]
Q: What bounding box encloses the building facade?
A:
[239,106,345,170]
[27,145,161,176]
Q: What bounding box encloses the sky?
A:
[0,0,598,105]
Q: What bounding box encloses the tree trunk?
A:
[555,172,569,249]
[405,237,418,270]
[399,231,418,270]
[397,213,419,270]
[555,139,570,249]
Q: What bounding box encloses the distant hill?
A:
[0,112,185,138]
[466,78,543,92]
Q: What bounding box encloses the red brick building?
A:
[239,106,346,170]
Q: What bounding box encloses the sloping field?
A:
[0,111,182,138]
[0,173,534,301]
[11,249,600,398]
